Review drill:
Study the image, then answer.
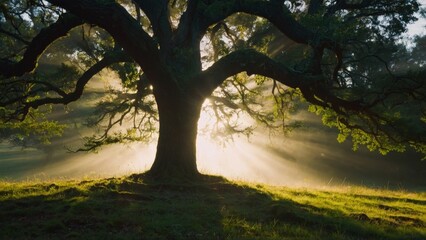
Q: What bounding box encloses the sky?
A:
[405,0,426,39]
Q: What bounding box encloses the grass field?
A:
[0,174,425,240]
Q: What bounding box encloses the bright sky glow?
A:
[406,0,426,37]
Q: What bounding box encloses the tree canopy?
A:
[1,0,425,179]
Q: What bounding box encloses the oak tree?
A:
[1,0,425,180]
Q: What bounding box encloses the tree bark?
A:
[148,94,204,180]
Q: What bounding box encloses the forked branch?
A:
[0,13,83,78]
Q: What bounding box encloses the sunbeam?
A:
[1,106,425,189]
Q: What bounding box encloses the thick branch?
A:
[198,0,316,45]
[20,50,132,117]
[195,49,319,96]
[196,49,367,118]
[133,0,173,52]
[0,13,83,78]
[175,0,199,46]
[193,0,343,75]
[46,0,175,92]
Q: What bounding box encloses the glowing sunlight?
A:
[3,103,422,188]
[195,104,320,186]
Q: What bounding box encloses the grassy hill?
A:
[0,174,425,240]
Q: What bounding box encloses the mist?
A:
[1,77,425,190]
[1,108,425,190]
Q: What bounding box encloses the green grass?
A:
[0,174,425,240]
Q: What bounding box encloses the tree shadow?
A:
[0,175,425,239]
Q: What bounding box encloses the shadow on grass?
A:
[0,174,425,239]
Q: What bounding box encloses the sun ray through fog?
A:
[2,104,425,188]
[1,81,425,188]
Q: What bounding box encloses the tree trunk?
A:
[148,95,204,180]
